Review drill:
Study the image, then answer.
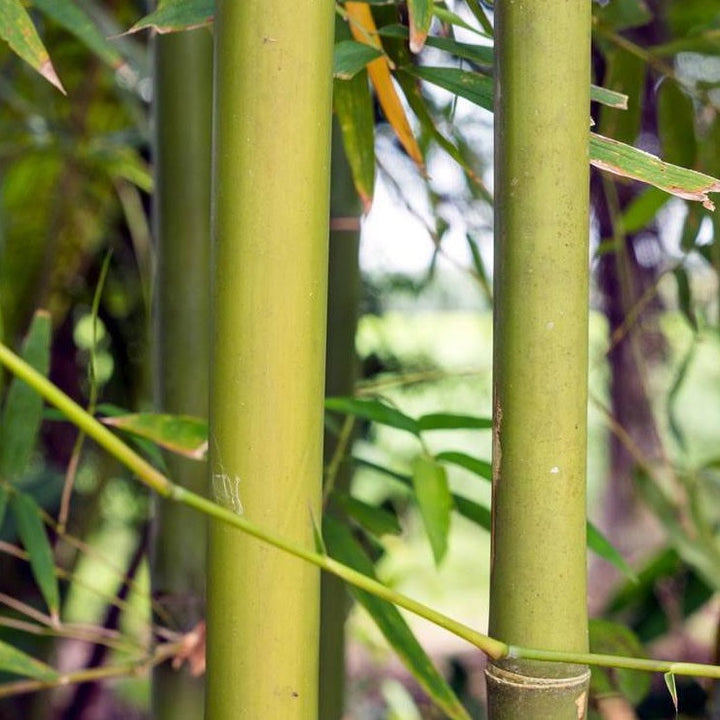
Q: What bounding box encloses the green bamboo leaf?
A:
[325,397,419,435]
[657,79,697,169]
[436,451,491,481]
[0,0,65,93]
[408,65,493,111]
[432,5,488,36]
[379,24,494,66]
[621,187,669,234]
[0,487,7,530]
[589,619,650,704]
[418,413,492,432]
[0,637,57,680]
[586,522,636,582]
[0,311,51,481]
[452,494,490,531]
[11,492,59,622]
[323,516,471,720]
[463,0,494,36]
[590,84,628,110]
[679,203,705,252]
[127,0,213,34]
[593,0,652,30]
[101,413,208,460]
[30,0,124,69]
[333,40,382,80]
[664,671,678,714]
[334,68,375,211]
[590,133,720,210]
[334,491,401,537]
[412,455,452,565]
[407,0,433,53]
[672,266,698,333]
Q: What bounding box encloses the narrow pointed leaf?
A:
[587,521,636,582]
[412,455,452,565]
[345,2,424,167]
[323,516,471,720]
[0,637,57,680]
[127,0,213,34]
[621,187,669,233]
[334,69,376,210]
[31,0,124,68]
[664,672,678,713]
[0,311,51,480]
[453,494,491,531]
[657,79,697,168]
[590,84,628,109]
[418,413,492,432]
[11,492,59,622]
[334,491,401,537]
[334,40,382,79]
[409,65,493,111]
[407,0,433,53]
[432,5,488,36]
[0,0,65,93]
[436,451,491,481]
[590,133,720,210]
[102,413,208,460]
[326,397,419,435]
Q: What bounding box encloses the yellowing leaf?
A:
[0,0,65,93]
[344,2,424,168]
[407,0,433,53]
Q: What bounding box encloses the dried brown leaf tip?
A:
[171,620,206,676]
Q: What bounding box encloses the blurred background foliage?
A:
[1,0,720,718]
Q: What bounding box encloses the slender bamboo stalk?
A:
[488,1,592,717]
[151,26,212,720]
[208,1,335,717]
[3,341,720,683]
[319,119,361,720]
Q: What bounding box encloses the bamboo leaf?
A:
[30,0,124,69]
[408,65,493,111]
[664,671,678,714]
[412,455,452,565]
[323,516,471,720]
[657,79,697,169]
[436,451,491,481]
[334,68,375,210]
[345,1,424,168]
[101,413,208,460]
[335,491,401,537]
[325,397,419,435]
[0,0,65,93]
[0,637,57,680]
[407,0,433,53]
[11,492,60,622]
[0,311,51,481]
[590,133,720,210]
[453,494,490,531]
[593,0,652,30]
[589,619,650,704]
[418,413,492,432]
[432,5,488,36]
[621,187,669,233]
[590,84,628,110]
[334,40,382,79]
[127,0,213,34]
[587,522,636,582]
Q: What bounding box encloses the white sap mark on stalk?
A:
[550,466,560,475]
[211,435,243,515]
[212,472,244,515]
[546,321,555,330]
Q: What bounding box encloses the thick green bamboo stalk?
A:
[151,27,212,720]
[319,120,361,720]
[488,1,592,717]
[207,2,334,718]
